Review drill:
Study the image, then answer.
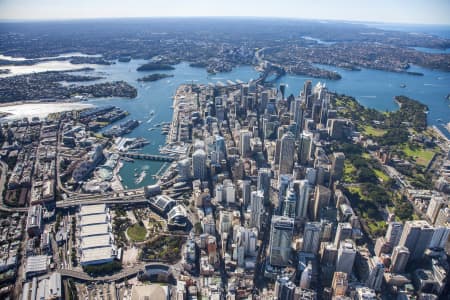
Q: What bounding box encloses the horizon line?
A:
[0,15,449,27]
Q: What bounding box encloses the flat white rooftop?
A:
[25,255,49,274]
[80,246,114,264]
[81,234,112,250]
[80,224,110,238]
[79,204,107,216]
[80,213,109,227]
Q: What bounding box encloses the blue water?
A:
[363,23,450,39]
[83,61,259,189]
[411,47,450,54]
[64,59,450,188]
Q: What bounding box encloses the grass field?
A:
[373,169,389,182]
[362,125,387,137]
[127,223,147,242]
[400,144,436,167]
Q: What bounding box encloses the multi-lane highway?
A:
[59,262,171,282]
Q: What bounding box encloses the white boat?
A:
[135,170,147,184]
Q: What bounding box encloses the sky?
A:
[0,0,449,25]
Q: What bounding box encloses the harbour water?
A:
[0,55,449,189]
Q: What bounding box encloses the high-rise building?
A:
[241,180,252,208]
[177,158,191,180]
[192,149,207,180]
[331,152,345,181]
[298,132,313,165]
[296,180,310,219]
[334,222,353,248]
[257,168,271,205]
[275,276,296,300]
[269,216,294,267]
[391,246,410,274]
[300,262,312,289]
[240,130,252,158]
[313,185,331,220]
[429,226,450,249]
[426,196,446,224]
[398,220,434,261]
[366,256,384,292]
[385,222,403,248]
[283,187,297,218]
[301,80,313,109]
[321,242,338,266]
[223,179,235,204]
[219,211,232,235]
[215,135,226,161]
[435,207,450,227]
[234,226,258,259]
[215,184,223,203]
[291,98,305,137]
[278,174,293,209]
[249,190,265,232]
[279,132,295,175]
[331,272,348,297]
[336,240,356,275]
[302,222,322,254]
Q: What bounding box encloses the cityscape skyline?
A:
[0,0,449,25]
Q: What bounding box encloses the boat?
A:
[135,170,147,184]
[150,110,155,116]
[400,84,406,88]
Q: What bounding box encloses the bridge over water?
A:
[121,152,177,162]
[256,64,286,84]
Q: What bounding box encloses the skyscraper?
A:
[296,179,310,219]
[366,256,384,292]
[298,131,313,165]
[429,226,450,249]
[391,246,410,274]
[249,190,265,232]
[283,187,297,218]
[300,262,312,289]
[302,222,322,254]
[291,98,305,137]
[385,222,403,248]
[215,135,226,162]
[257,168,271,205]
[241,180,252,208]
[435,207,450,227]
[313,185,331,220]
[334,222,353,248]
[398,220,434,261]
[279,132,295,175]
[331,152,345,181]
[192,149,207,180]
[336,240,356,275]
[426,196,445,224]
[301,80,313,109]
[240,129,252,158]
[269,216,294,267]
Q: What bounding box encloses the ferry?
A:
[135,170,147,184]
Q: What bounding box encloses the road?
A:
[56,194,147,208]
[59,262,171,282]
